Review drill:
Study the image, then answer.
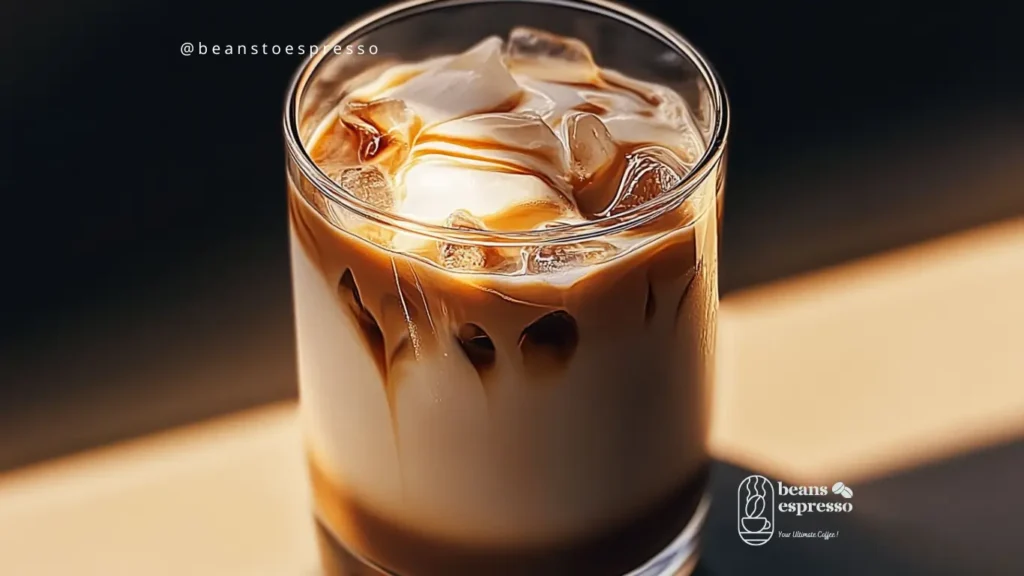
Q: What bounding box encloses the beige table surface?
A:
[1,218,1022,576]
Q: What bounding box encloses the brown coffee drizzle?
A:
[675,258,703,320]
[338,269,388,378]
[413,133,556,164]
[456,323,497,373]
[556,75,659,109]
[476,201,571,232]
[571,101,608,116]
[644,283,657,324]
[409,147,567,194]
[495,90,527,114]
[518,311,579,373]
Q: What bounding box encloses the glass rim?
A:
[283,0,730,246]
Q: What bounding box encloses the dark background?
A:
[1,0,1022,470]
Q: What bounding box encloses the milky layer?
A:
[311,28,706,234]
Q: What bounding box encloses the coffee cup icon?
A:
[741,517,771,533]
[737,475,775,545]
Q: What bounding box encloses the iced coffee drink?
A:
[284,2,727,574]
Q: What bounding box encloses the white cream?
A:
[395,113,572,225]
[357,37,521,128]
[397,163,571,225]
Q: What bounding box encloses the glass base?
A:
[315,497,709,576]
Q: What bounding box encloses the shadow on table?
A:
[695,439,1022,576]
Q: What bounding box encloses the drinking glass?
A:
[283,1,729,574]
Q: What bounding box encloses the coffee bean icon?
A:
[832,482,854,499]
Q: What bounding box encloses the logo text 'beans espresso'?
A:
[776,482,853,516]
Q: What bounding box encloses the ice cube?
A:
[307,111,359,173]
[598,115,698,164]
[339,98,416,166]
[563,112,619,181]
[441,243,489,270]
[446,209,486,230]
[651,86,695,130]
[334,165,394,211]
[562,112,625,217]
[676,127,705,166]
[651,88,706,163]
[382,37,522,126]
[606,146,687,215]
[506,27,600,84]
[514,77,589,124]
[438,210,493,271]
[583,69,707,164]
[522,241,617,274]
